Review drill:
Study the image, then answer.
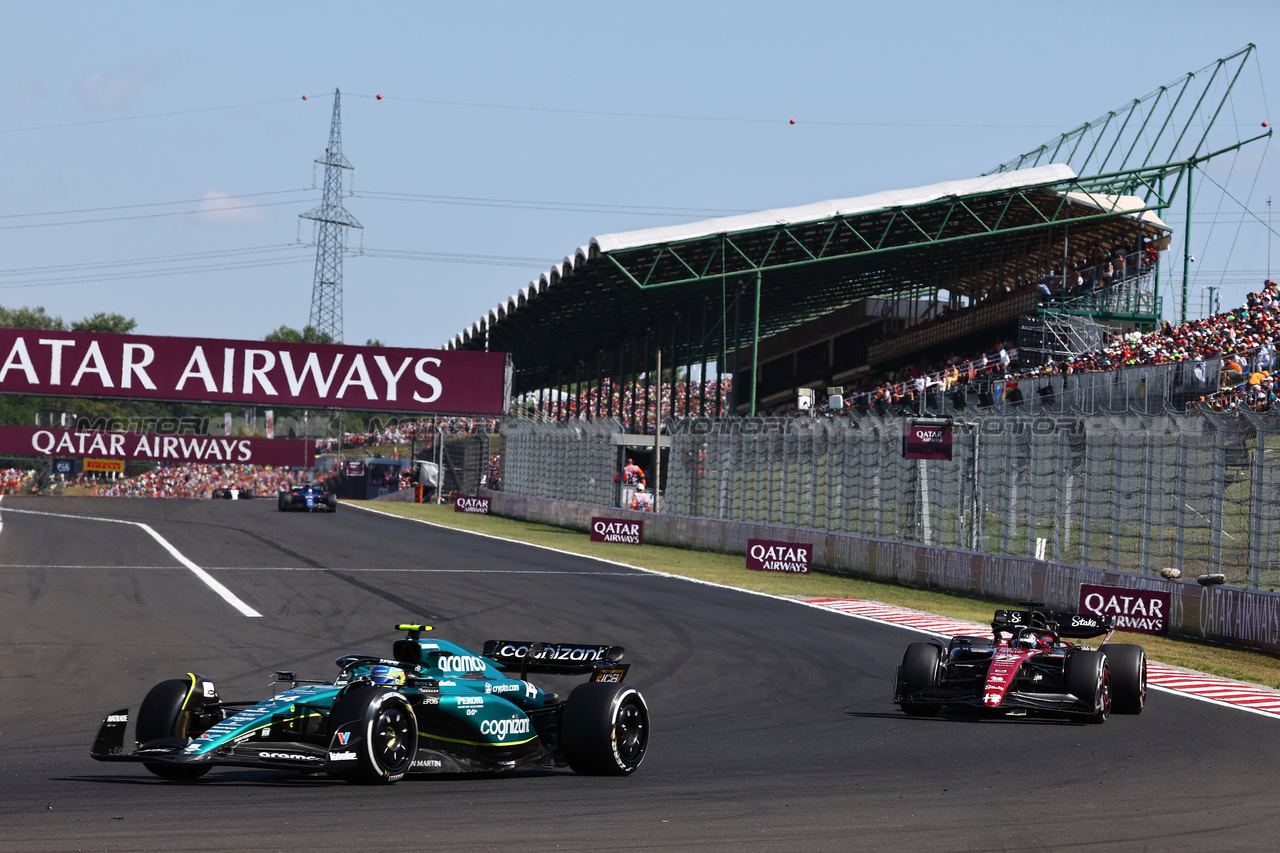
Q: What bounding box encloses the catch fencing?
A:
[499,406,1280,591]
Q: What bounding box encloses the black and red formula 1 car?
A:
[893,602,1146,723]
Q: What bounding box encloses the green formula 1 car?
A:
[90,625,649,783]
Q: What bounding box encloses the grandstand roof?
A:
[450,163,1173,392]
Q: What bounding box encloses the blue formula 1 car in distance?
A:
[90,625,649,783]
[278,483,338,513]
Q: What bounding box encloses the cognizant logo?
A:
[479,716,531,741]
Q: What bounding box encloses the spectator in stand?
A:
[1255,339,1273,373]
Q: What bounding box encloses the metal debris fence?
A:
[500,407,1280,591]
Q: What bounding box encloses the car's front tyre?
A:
[898,642,943,717]
[136,676,220,780]
[1064,650,1111,723]
[328,687,417,784]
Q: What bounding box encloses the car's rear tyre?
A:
[326,492,338,512]
[1101,643,1146,714]
[328,687,417,784]
[278,493,289,512]
[1064,650,1111,723]
[898,642,943,717]
[136,677,217,780]
[560,682,649,775]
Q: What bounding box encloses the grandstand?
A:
[448,46,1270,429]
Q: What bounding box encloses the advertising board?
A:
[454,496,491,514]
[0,329,509,414]
[1078,583,1171,635]
[904,422,953,460]
[746,539,813,574]
[0,425,314,467]
[589,517,643,545]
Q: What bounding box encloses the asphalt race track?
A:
[2,496,1278,852]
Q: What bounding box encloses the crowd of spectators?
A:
[314,417,499,454]
[523,376,735,422]
[1,468,36,495]
[832,280,1280,415]
[91,464,306,499]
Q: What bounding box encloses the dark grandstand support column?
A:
[686,307,696,417]
[574,361,582,421]
[670,318,679,421]
[624,340,633,430]
[698,299,708,417]
[749,269,762,417]
[730,280,743,414]
[643,331,651,434]
[594,350,603,423]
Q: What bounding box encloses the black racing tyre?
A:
[898,642,943,717]
[278,493,289,512]
[1101,643,1147,714]
[1064,650,1112,724]
[559,682,649,776]
[326,492,338,512]
[136,677,216,780]
[328,687,417,784]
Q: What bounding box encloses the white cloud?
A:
[197,190,268,224]
[77,67,159,110]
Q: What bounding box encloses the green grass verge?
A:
[351,499,1280,690]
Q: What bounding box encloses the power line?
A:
[0,98,301,135]
[357,189,747,217]
[0,188,312,221]
[0,197,312,230]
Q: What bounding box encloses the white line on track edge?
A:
[0,505,261,618]
[347,501,1280,721]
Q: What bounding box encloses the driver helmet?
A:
[370,665,406,686]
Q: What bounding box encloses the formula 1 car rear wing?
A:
[992,609,1114,639]
[482,640,627,678]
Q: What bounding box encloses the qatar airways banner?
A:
[746,539,813,574]
[590,517,643,545]
[0,425,314,468]
[1078,583,1170,635]
[454,496,491,514]
[0,329,510,414]
[903,423,953,460]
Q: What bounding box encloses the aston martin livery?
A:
[90,625,649,782]
[278,484,337,512]
[893,602,1147,722]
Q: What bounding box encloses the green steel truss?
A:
[456,47,1272,414]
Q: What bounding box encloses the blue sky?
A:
[3,1,1279,347]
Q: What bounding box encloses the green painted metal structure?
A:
[450,47,1270,422]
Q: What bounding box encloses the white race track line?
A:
[0,500,261,618]
[349,501,1280,721]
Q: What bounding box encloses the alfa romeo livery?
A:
[893,602,1147,722]
[90,624,649,783]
